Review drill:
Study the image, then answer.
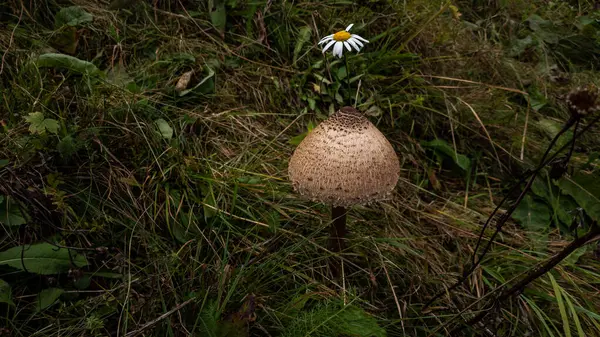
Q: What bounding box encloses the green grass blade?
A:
[563,292,586,337]
[523,296,558,337]
[549,273,572,337]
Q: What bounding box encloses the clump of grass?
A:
[1,0,600,336]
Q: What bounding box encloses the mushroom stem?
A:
[329,206,347,252]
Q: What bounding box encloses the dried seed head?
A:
[288,106,400,207]
[566,86,600,117]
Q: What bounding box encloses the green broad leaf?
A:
[307,97,316,111]
[531,176,580,230]
[422,139,471,172]
[512,195,552,231]
[57,135,78,158]
[73,275,91,290]
[0,243,88,275]
[556,172,600,222]
[0,279,14,306]
[288,132,308,146]
[208,0,226,36]
[289,121,316,146]
[54,6,93,28]
[155,119,173,139]
[507,35,536,57]
[336,65,347,80]
[531,176,551,201]
[178,66,215,96]
[293,26,312,64]
[171,212,201,244]
[24,112,60,135]
[0,196,27,227]
[528,88,547,111]
[555,194,580,231]
[538,118,573,150]
[526,14,563,44]
[35,288,64,312]
[364,105,383,117]
[563,246,589,266]
[37,53,101,77]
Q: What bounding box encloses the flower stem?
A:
[343,54,351,104]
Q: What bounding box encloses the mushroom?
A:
[288,106,400,254]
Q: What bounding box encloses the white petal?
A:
[347,38,361,51]
[349,36,364,48]
[345,24,354,31]
[334,42,344,57]
[319,34,333,43]
[332,42,340,57]
[343,41,352,52]
[322,40,336,53]
[352,34,369,43]
[318,36,333,45]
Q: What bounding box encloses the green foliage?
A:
[35,288,65,312]
[512,170,600,234]
[0,243,88,275]
[24,112,60,135]
[196,301,219,336]
[54,6,93,28]
[3,0,600,336]
[293,26,312,65]
[209,0,227,35]
[57,135,79,158]
[0,279,14,306]
[178,66,216,96]
[512,194,552,232]
[508,12,600,68]
[288,120,315,146]
[282,303,386,337]
[0,195,27,227]
[556,172,600,223]
[155,119,173,139]
[422,138,471,172]
[37,53,102,78]
[537,118,573,150]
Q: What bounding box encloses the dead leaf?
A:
[175,70,194,92]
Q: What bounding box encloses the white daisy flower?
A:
[318,24,369,58]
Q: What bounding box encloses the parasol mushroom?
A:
[288,106,400,253]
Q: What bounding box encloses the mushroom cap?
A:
[288,106,400,207]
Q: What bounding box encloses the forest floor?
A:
[2,0,600,336]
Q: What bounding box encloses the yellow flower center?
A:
[333,31,351,41]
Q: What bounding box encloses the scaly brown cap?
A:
[288,106,400,207]
[566,86,600,117]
